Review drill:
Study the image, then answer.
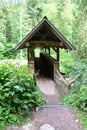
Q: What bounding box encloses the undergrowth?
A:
[63,60,87,130]
[0,63,45,129]
[77,110,87,130]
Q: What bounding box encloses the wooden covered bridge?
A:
[15,17,75,95]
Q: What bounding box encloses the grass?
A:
[77,110,87,130]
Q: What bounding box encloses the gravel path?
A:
[32,77,82,130]
[32,105,82,130]
[7,77,82,130]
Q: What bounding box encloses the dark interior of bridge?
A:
[34,53,55,79]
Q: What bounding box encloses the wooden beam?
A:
[56,48,59,71]
[29,40,60,47]
[45,48,46,53]
[48,47,50,55]
[57,48,59,61]
[52,47,57,52]
[31,51,34,61]
[67,74,82,87]
[27,47,30,67]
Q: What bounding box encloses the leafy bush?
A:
[64,85,87,112]
[0,64,45,125]
[77,110,87,130]
[63,61,87,112]
[69,61,87,84]
[60,50,74,73]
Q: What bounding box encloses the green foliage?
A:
[0,0,74,60]
[77,110,87,130]
[0,0,87,60]
[72,0,87,59]
[60,49,75,73]
[26,0,42,28]
[64,85,87,111]
[69,61,87,84]
[0,64,45,126]
[63,61,87,112]
[61,56,87,130]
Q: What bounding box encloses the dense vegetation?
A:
[0,64,45,129]
[0,0,87,60]
[62,60,87,129]
[0,0,87,129]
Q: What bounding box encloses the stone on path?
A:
[40,124,55,130]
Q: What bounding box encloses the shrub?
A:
[69,61,87,84]
[60,50,74,74]
[63,61,87,112]
[0,63,45,124]
[64,85,87,112]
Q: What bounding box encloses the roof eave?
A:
[45,18,75,50]
[15,17,76,51]
[15,18,47,50]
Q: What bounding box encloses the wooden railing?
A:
[66,74,82,88]
[34,53,82,96]
[54,70,83,96]
[54,70,68,96]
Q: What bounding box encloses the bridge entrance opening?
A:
[34,54,54,79]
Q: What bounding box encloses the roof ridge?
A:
[15,17,75,51]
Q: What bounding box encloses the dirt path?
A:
[36,77,60,105]
[8,77,82,130]
[31,77,82,130]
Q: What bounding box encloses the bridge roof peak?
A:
[15,16,75,51]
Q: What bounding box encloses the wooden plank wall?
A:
[54,70,68,96]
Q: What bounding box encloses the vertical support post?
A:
[48,47,50,55]
[27,47,30,68]
[45,48,46,53]
[31,51,34,61]
[57,48,59,60]
[27,47,34,72]
[57,48,59,70]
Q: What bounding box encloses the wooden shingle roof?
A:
[15,16,75,51]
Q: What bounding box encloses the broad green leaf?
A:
[13,97,21,103]
[0,106,3,114]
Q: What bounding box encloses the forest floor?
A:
[7,77,82,130]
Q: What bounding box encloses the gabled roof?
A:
[15,16,75,50]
